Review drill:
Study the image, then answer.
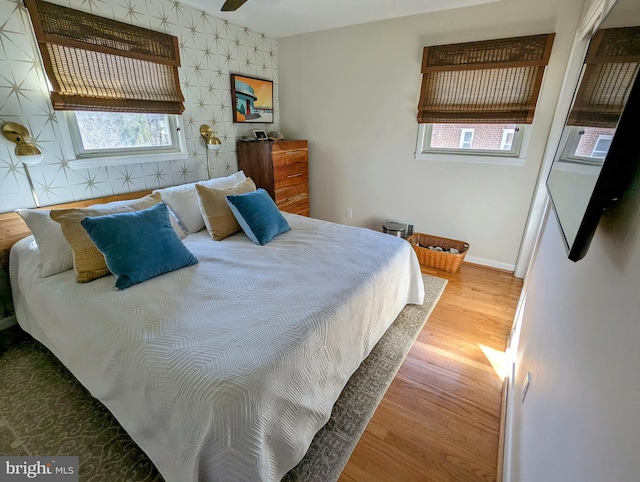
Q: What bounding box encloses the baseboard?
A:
[501,307,522,482]
[464,255,516,273]
[496,367,509,482]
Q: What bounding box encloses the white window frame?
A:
[590,134,613,158]
[415,124,529,165]
[500,128,516,150]
[459,129,475,149]
[558,126,611,165]
[57,111,188,169]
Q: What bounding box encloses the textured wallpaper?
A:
[0,0,278,212]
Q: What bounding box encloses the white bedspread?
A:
[10,214,424,482]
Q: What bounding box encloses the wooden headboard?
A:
[0,190,151,268]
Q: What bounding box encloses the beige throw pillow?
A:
[50,193,163,283]
[153,170,247,234]
[196,178,257,240]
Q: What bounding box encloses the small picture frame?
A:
[253,130,267,140]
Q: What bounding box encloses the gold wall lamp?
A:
[2,122,44,207]
[200,124,221,179]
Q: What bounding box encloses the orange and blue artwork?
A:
[231,74,274,123]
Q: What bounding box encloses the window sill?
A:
[414,151,525,166]
[68,150,189,169]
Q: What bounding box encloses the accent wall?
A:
[0,0,278,213]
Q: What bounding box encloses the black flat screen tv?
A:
[546,30,640,262]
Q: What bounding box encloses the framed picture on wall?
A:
[231,74,274,123]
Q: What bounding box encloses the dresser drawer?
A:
[276,182,307,201]
[274,162,308,188]
[276,192,309,216]
[276,183,309,216]
[272,140,308,156]
[272,148,308,168]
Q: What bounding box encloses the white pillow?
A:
[199,170,246,189]
[16,209,73,277]
[154,171,247,234]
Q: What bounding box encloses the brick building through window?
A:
[430,124,518,151]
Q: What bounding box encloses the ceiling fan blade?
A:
[221,0,248,11]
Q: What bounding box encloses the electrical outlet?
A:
[346,208,353,218]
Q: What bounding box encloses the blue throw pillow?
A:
[225,188,290,245]
[80,203,198,290]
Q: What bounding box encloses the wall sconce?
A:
[200,124,221,179]
[2,122,44,207]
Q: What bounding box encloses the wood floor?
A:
[339,262,523,482]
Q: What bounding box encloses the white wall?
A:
[277,0,585,270]
[507,160,640,481]
[505,0,640,477]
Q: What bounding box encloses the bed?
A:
[5,183,424,481]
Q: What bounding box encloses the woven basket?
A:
[407,233,469,273]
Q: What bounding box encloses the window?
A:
[560,126,616,164]
[590,135,613,158]
[74,112,174,152]
[558,27,640,166]
[25,0,187,167]
[459,129,474,149]
[423,123,524,157]
[56,111,185,167]
[59,111,185,166]
[501,128,516,151]
[416,33,554,161]
[566,27,639,129]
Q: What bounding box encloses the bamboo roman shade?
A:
[417,33,555,124]
[24,0,185,114]
[567,26,640,128]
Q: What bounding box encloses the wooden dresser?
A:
[236,140,309,216]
